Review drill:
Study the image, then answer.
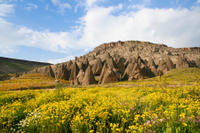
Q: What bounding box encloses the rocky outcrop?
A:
[113,54,126,74]
[122,56,154,80]
[147,58,158,76]
[69,62,79,85]
[90,58,103,75]
[31,66,54,77]
[122,57,136,80]
[98,63,120,84]
[82,66,97,85]
[196,58,200,68]
[97,55,119,84]
[157,56,175,74]
[75,69,85,85]
[128,63,144,80]
[176,56,189,68]
[30,40,200,85]
[51,63,71,80]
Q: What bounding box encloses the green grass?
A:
[160,68,200,83]
[0,57,49,74]
[112,68,200,87]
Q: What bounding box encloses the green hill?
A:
[0,57,50,80]
[160,68,200,83]
[113,68,200,87]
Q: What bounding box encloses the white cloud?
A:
[84,0,106,9]
[25,3,38,11]
[86,0,99,7]
[128,0,151,10]
[0,4,13,16]
[0,6,77,55]
[128,4,145,10]
[47,56,75,64]
[78,6,200,48]
[198,0,200,4]
[0,22,77,54]
[0,3,200,57]
[51,0,71,14]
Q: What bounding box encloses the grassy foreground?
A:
[0,68,200,132]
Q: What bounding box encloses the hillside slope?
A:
[115,68,200,87]
[0,57,50,76]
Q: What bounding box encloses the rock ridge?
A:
[30,40,200,85]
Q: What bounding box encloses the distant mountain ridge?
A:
[29,40,200,85]
[0,57,50,74]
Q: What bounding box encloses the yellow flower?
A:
[182,122,187,127]
[179,113,186,118]
[89,130,94,133]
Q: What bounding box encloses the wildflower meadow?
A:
[0,68,200,132]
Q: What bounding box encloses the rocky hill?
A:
[0,57,50,74]
[31,40,200,85]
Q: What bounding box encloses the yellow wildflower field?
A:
[0,68,200,132]
[0,73,68,91]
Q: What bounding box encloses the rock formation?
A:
[82,66,97,85]
[30,40,200,85]
[31,66,54,77]
[176,55,189,68]
[98,63,120,84]
[75,69,85,85]
[196,58,200,68]
[51,63,70,80]
[90,58,103,75]
[69,62,79,85]
[157,56,175,74]
[147,58,157,76]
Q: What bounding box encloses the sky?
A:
[0,0,200,64]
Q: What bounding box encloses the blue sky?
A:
[0,0,200,64]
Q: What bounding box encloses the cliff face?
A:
[31,40,200,85]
